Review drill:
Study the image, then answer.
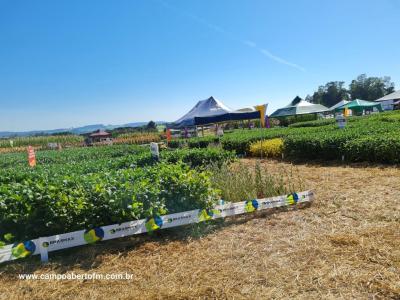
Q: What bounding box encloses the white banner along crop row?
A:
[0,190,314,264]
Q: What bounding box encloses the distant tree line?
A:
[109,121,159,137]
[305,74,396,107]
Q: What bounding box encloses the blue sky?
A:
[0,0,399,131]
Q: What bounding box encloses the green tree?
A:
[349,74,395,101]
[308,81,349,107]
[146,120,157,131]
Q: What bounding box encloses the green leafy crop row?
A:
[168,136,219,149]
[0,145,235,243]
[0,162,218,242]
[177,111,400,163]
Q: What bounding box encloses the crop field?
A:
[0,112,399,299]
[3,111,400,162]
[0,144,302,247]
[0,135,83,150]
[0,132,163,153]
[113,133,162,145]
[0,158,398,299]
[171,111,400,164]
[224,111,400,163]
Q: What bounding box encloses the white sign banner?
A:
[0,190,314,264]
[150,142,159,159]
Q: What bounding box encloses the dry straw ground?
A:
[0,159,399,299]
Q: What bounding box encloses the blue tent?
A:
[195,110,260,125]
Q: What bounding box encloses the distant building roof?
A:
[89,130,111,137]
[376,90,400,101]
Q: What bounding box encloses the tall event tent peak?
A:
[168,96,232,128]
[168,96,262,128]
[270,96,328,118]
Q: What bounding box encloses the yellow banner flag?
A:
[254,104,267,128]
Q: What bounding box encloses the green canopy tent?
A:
[270,96,328,118]
[334,99,383,114]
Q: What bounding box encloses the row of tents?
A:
[269,96,382,118]
[168,95,386,129]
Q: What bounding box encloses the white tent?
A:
[169,97,232,128]
[235,107,256,112]
[168,97,262,128]
[329,100,350,111]
[375,90,400,111]
[270,96,328,117]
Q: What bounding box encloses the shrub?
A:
[221,129,288,155]
[219,112,400,163]
[283,130,350,160]
[167,140,183,149]
[161,148,236,168]
[284,120,400,161]
[275,114,317,127]
[0,162,219,242]
[249,138,284,158]
[187,136,219,148]
[342,134,400,163]
[0,145,237,243]
[288,119,335,128]
[379,114,400,123]
[167,136,219,149]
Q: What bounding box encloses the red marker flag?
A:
[166,129,172,142]
[27,146,36,167]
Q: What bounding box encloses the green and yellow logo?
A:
[84,228,104,244]
[286,193,299,205]
[145,216,163,232]
[11,241,36,259]
[245,200,259,213]
[198,209,220,222]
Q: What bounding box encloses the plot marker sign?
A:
[27,146,36,167]
[150,142,159,160]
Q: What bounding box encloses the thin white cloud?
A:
[243,40,257,48]
[260,49,306,72]
[154,0,306,72]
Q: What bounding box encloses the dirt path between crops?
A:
[0,159,399,299]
